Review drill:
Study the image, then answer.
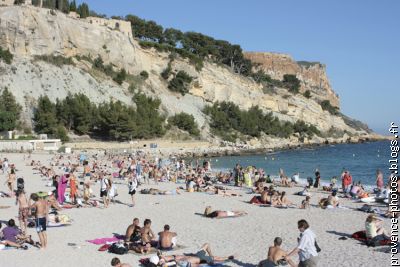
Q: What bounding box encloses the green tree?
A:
[0,88,21,131]
[282,74,301,94]
[168,71,193,95]
[168,112,200,136]
[77,2,89,18]
[33,96,58,135]
[69,0,76,12]
[320,100,339,115]
[133,93,165,138]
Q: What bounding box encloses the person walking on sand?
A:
[5,168,16,196]
[30,193,49,249]
[128,171,138,207]
[287,219,318,267]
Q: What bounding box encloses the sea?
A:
[202,141,392,188]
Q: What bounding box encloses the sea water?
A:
[205,141,391,187]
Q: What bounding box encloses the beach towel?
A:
[128,245,186,256]
[351,230,391,246]
[139,257,228,267]
[87,235,125,245]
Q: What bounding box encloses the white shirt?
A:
[298,228,318,261]
[101,178,109,191]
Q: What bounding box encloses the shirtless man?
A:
[159,243,234,266]
[47,191,62,211]
[204,206,247,219]
[16,188,29,234]
[141,219,155,246]
[30,193,49,249]
[258,237,295,267]
[158,224,177,250]
[125,218,141,243]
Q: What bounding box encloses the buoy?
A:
[272,157,275,161]
[353,154,355,157]
[215,159,218,162]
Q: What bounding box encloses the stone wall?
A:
[86,17,131,37]
[0,141,33,152]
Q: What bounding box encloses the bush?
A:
[113,68,127,85]
[34,55,75,67]
[168,112,200,136]
[303,90,311,98]
[282,74,300,94]
[168,71,193,95]
[161,64,172,80]
[0,47,13,64]
[140,71,149,80]
[320,100,339,115]
[93,56,104,70]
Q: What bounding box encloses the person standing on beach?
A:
[100,173,111,208]
[16,188,29,234]
[30,193,49,249]
[5,168,16,196]
[287,219,318,267]
[128,171,138,207]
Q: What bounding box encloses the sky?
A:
[76,0,399,134]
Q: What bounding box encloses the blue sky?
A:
[76,0,399,134]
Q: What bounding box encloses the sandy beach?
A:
[0,152,391,267]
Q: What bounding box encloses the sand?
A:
[0,152,391,267]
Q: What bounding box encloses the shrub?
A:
[168,71,193,95]
[113,68,127,85]
[168,112,200,136]
[303,90,311,98]
[140,71,149,80]
[161,64,172,80]
[34,55,75,67]
[320,100,339,115]
[282,74,300,94]
[0,47,13,64]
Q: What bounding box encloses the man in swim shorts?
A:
[158,224,177,250]
[30,193,48,249]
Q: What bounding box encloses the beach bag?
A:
[108,243,127,255]
[17,178,25,189]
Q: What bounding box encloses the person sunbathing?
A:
[270,191,280,206]
[125,218,141,243]
[157,243,234,266]
[300,196,311,209]
[47,192,62,211]
[204,206,247,218]
[0,220,29,250]
[277,191,294,207]
[111,257,132,267]
[258,237,296,267]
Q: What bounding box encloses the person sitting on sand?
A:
[125,218,141,243]
[365,214,390,243]
[158,224,177,251]
[277,191,294,207]
[141,219,156,246]
[47,191,62,211]
[204,206,247,218]
[300,196,311,209]
[270,191,280,206]
[111,257,132,267]
[0,221,28,250]
[157,243,234,266]
[258,237,296,267]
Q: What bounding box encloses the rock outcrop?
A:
[244,52,340,108]
[0,5,374,141]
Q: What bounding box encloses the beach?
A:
[0,152,391,267]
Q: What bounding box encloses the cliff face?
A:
[0,6,373,140]
[244,52,340,108]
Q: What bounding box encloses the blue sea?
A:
[204,141,391,187]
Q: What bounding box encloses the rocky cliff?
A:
[0,5,376,143]
[244,52,340,108]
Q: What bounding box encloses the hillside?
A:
[0,5,380,147]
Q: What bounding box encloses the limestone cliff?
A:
[0,5,375,143]
[244,52,340,108]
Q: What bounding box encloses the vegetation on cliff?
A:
[204,101,320,142]
[0,47,13,64]
[0,88,21,132]
[33,93,165,141]
[168,113,200,137]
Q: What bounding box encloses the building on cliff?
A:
[86,17,132,37]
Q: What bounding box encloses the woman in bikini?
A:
[6,168,16,196]
[204,206,247,218]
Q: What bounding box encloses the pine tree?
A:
[33,96,58,134]
[0,88,21,131]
